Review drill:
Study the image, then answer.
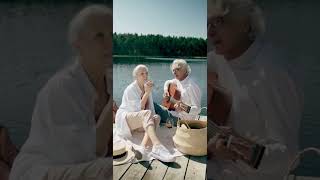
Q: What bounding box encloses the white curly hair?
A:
[68,4,112,45]
[132,64,149,79]
[208,0,265,39]
[170,59,191,75]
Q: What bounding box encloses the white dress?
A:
[10,61,97,180]
[115,80,155,138]
[163,76,202,120]
[207,37,303,180]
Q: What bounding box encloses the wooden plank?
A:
[163,155,190,180]
[185,156,207,180]
[113,163,132,180]
[142,160,169,180]
[121,161,151,180]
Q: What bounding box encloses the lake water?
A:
[113,57,207,115]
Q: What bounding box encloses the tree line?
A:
[113,33,207,57]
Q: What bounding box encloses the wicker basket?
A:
[173,119,207,156]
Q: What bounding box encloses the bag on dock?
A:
[173,119,207,156]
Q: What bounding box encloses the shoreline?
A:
[113,55,207,59]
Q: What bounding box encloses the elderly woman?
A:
[115,64,176,163]
[207,0,303,179]
[10,5,113,180]
[154,59,201,126]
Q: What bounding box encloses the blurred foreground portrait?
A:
[207,0,305,179]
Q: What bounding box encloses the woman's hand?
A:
[141,80,153,110]
[144,80,153,94]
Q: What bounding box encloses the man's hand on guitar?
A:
[174,101,183,112]
[208,129,252,162]
[208,137,239,161]
[163,91,170,101]
[208,127,243,161]
[208,135,245,161]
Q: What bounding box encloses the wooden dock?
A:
[113,155,207,180]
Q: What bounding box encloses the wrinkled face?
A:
[136,68,148,83]
[75,14,113,68]
[207,13,250,58]
[172,63,187,81]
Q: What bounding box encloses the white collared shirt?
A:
[10,61,97,180]
[115,80,155,138]
[207,37,303,180]
[163,75,202,120]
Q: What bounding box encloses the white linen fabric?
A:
[207,37,303,180]
[115,80,155,138]
[10,61,98,180]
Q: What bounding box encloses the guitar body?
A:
[208,84,232,126]
[162,83,192,113]
[162,83,181,111]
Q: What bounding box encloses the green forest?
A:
[113,33,207,57]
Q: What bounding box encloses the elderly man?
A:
[9,5,113,180]
[154,59,201,126]
[207,0,303,180]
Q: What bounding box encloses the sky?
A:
[113,0,207,39]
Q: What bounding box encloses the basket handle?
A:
[285,147,320,180]
[178,118,191,129]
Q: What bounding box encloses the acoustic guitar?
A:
[162,82,191,113]
[207,72,265,169]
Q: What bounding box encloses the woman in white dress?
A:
[115,64,176,163]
